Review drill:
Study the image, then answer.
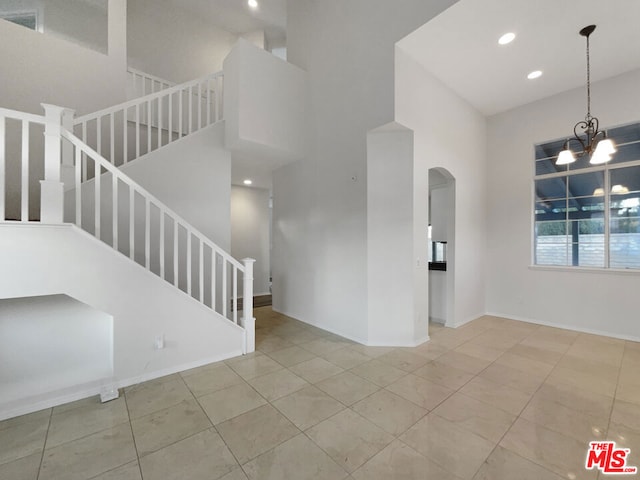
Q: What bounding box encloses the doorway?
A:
[428,168,455,328]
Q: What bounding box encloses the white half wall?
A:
[42,0,109,54]
[0,224,244,420]
[223,38,307,165]
[231,186,271,296]
[486,68,640,340]
[0,0,126,115]
[395,45,487,328]
[0,295,112,411]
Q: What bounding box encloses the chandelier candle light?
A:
[556,25,616,166]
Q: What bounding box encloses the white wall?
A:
[429,271,447,324]
[395,46,487,328]
[231,186,271,296]
[0,0,108,53]
[241,30,266,50]
[486,68,640,340]
[223,38,307,166]
[0,295,112,410]
[120,122,231,249]
[0,0,126,115]
[127,0,238,83]
[430,184,451,242]
[43,0,108,54]
[273,0,457,342]
[0,224,245,420]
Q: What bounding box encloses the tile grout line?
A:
[603,340,627,443]
[122,389,145,480]
[465,323,582,480]
[386,323,545,480]
[189,371,261,471]
[35,407,53,480]
[184,362,308,478]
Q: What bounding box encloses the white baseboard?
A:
[448,312,486,329]
[116,350,244,391]
[0,381,105,422]
[0,350,243,422]
[272,307,430,347]
[485,311,640,343]
[271,306,369,345]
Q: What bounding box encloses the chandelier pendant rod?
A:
[585,28,591,120]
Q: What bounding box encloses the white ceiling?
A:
[231,155,274,190]
[178,0,286,40]
[397,0,640,116]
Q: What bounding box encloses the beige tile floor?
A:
[2,307,640,479]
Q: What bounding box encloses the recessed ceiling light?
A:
[248,0,258,8]
[527,70,543,80]
[498,32,516,45]
[243,179,253,185]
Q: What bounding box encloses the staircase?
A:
[0,70,254,419]
[73,68,223,168]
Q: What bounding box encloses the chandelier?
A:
[556,25,616,166]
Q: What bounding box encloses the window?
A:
[534,122,640,269]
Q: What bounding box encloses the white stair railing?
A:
[127,68,175,98]
[74,71,224,170]
[0,104,254,353]
[0,106,56,223]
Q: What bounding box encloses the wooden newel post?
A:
[242,258,256,354]
[40,104,66,223]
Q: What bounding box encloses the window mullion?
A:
[566,180,571,266]
[604,166,611,268]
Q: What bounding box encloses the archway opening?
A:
[428,167,455,329]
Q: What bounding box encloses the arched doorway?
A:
[428,167,455,329]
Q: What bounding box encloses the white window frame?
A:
[533,122,640,271]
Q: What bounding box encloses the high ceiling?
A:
[178,0,286,41]
[398,0,640,116]
[160,0,286,189]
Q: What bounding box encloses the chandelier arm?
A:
[591,116,600,139]
[572,121,590,152]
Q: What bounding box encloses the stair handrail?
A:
[127,67,176,97]
[0,107,46,125]
[61,126,242,270]
[1,103,254,352]
[60,126,255,351]
[0,108,46,223]
[73,70,224,169]
[75,71,221,124]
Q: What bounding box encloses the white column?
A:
[242,258,256,354]
[40,104,66,224]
